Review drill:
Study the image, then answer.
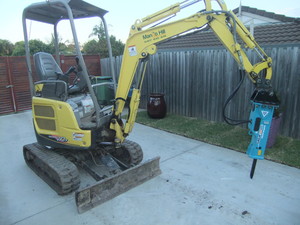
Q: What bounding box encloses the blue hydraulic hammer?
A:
[247,90,280,178]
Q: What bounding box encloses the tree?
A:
[90,22,106,40]
[11,41,26,56]
[29,39,52,55]
[83,22,125,57]
[62,42,76,55]
[0,39,14,56]
[48,34,76,55]
[110,36,125,57]
[82,39,101,55]
[12,40,52,56]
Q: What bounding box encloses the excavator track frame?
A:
[23,143,80,195]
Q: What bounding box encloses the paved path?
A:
[1,111,299,225]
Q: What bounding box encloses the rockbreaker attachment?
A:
[23,141,161,213]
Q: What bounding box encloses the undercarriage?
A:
[23,140,161,213]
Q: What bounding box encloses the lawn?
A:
[135,111,300,169]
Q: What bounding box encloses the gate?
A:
[0,56,31,114]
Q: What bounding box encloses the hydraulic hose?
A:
[222,69,250,125]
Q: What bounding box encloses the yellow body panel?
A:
[32,97,91,148]
[124,88,141,135]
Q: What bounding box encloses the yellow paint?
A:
[32,97,91,148]
[258,150,262,156]
[34,83,44,92]
[124,88,141,135]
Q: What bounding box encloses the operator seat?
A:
[34,52,67,100]
[34,52,63,80]
[34,52,87,98]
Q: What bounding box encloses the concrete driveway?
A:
[1,111,299,225]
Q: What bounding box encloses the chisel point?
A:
[250,159,257,179]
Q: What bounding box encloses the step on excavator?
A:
[23,0,279,213]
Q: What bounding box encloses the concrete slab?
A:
[1,111,300,225]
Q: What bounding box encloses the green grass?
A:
[136,111,300,169]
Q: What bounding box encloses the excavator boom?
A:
[111,0,279,177]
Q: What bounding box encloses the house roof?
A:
[157,6,300,50]
[232,6,299,23]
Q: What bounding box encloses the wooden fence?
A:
[101,45,300,139]
[0,55,101,114]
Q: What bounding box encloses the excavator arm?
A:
[110,0,279,177]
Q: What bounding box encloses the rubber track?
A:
[23,143,80,195]
[122,140,143,165]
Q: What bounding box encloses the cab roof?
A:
[23,0,108,24]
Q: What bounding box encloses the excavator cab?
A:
[23,0,116,146]
[22,0,161,213]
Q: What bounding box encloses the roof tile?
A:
[158,6,300,50]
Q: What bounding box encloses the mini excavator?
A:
[23,0,279,213]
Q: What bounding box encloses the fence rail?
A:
[101,45,300,139]
[0,55,101,114]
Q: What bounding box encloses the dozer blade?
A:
[75,156,161,213]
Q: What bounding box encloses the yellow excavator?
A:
[23,0,279,213]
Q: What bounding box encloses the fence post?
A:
[5,57,17,112]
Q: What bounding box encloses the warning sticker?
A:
[128,45,137,56]
[81,98,93,114]
[47,135,68,143]
[261,111,269,117]
[73,133,85,141]
[257,124,266,145]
